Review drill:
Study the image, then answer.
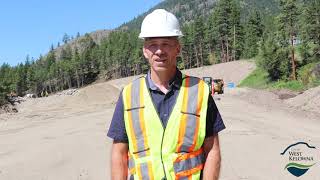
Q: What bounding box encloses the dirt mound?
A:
[227,87,285,110]
[63,82,120,108]
[183,60,255,86]
[15,82,120,114]
[285,86,320,113]
[270,89,302,100]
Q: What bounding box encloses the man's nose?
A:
[154,45,164,55]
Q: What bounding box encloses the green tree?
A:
[258,31,290,80]
[62,33,70,44]
[277,0,300,80]
[46,51,56,71]
[209,0,241,62]
[60,45,72,61]
[0,63,18,104]
[243,10,264,58]
[15,63,28,96]
[181,24,196,68]
[299,0,320,64]
[193,16,206,67]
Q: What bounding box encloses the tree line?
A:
[1,0,319,106]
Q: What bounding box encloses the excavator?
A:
[202,77,224,95]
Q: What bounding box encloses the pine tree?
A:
[193,16,206,67]
[181,24,196,68]
[72,48,81,88]
[278,0,300,80]
[212,0,232,62]
[26,62,36,91]
[50,44,54,51]
[229,0,242,60]
[15,62,28,96]
[0,63,14,105]
[60,45,72,61]
[209,0,241,62]
[299,0,320,64]
[258,31,290,80]
[62,33,70,44]
[243,10,264,58]
[46,52,56,71]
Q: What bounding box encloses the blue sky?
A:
[0,0,162,66]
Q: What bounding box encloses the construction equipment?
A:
[213,79,224,94]
[203,77,213,95]
[202,77,224,95]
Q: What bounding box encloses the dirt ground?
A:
[0,60,319,180]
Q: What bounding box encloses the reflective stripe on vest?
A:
[174,148,205,179]
[125,79,150,158]
[177,76,205,152]
[136,161,154,180]
[125,79,154,179]
[123,75,208,180]
[128,154,135,174]
[128,157,154,180]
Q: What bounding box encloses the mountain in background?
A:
[56,0,279,60]
[120,0,279,31]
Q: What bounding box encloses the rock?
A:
[57,89,78,96]
[25,94,36,98]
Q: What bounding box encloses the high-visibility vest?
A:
[123,74,209,180]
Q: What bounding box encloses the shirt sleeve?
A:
[205,95,226,138]
[107,91,129,143]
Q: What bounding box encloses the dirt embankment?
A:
[285,86,320,114]
[183,60,256,85]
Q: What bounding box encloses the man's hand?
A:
[202,134,222,180]
[111,141,129,180]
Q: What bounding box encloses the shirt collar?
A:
[146,69,182,91]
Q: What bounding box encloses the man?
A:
[107,9,225,180]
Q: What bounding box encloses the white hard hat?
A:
[139,9,183,39]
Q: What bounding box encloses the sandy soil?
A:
[0,60,319,180]
[285,86,320,114]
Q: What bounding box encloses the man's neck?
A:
[150,68,176,94]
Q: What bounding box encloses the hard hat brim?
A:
[139,32,183,39]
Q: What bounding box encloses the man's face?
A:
[143,37,180,72]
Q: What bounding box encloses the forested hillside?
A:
[1,0,319,106]
[120,0,279,30]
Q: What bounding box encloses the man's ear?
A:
[142,47,148,59]
[176,43,181,54]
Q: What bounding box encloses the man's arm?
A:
[111,141,129,180]
[202,134,221,180]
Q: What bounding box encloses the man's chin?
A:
[152,66,175,73]
[153,67,167,72]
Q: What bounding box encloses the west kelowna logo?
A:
[280,142,317,177]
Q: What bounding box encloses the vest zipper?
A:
[160,129,167,179]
